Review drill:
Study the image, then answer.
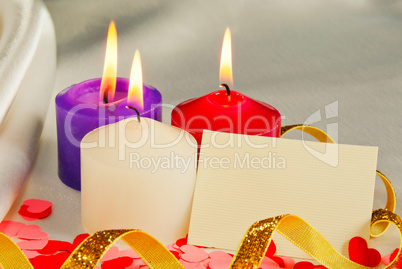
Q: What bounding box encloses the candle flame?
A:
[100,20,117,103]
[128,49,144,110]
[219,27,233,88]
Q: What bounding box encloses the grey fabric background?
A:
[4,0,402,258]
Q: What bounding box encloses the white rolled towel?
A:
[0,0,56,220]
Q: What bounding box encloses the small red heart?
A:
[179,259,206,269]
[264,240,276,257]
[176,235,188,247]
[294,262,326,269]
[38,240,72,255]
[390,248,402,268]
[20,213,39,221]
[348,237,381,267]
[279,256,295,269]
[258,256,280,268]
[101,256,133,269]
[67,233,89,253]
[19,199,52,219]
[208,251,233,269]
[55,252,71,269]
[16,225,48,240]
[180,245,209,263]
[18,238,49,250]
[0,220,25,237]
[100,246,120,263]
[119,248,140,259]
[270,256,284,267]
[24,199,53,214]
[22,250,40,259]
[30,254,59,269]
[170,250,181,260]
[294,261,314,269]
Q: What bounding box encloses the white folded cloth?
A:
[0,0,56,220]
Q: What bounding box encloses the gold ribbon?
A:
[60,230,184,269]
[0,232,33,269]
[0,125,400,269]
[230,209,402,269]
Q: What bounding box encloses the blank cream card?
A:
[188,130,378,259]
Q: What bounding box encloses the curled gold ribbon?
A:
[0,232,33,269]
[230,209,402,269]
[0,125,400,269]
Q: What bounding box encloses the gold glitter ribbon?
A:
[230,209,402,268]
[60,229,184,269]
[0,232,33,269]
[0,125,400,269]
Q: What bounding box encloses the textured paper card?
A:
[188,130,378,259]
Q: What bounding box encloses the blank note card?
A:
[188,130,378,259]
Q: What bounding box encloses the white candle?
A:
[81,117,197,244]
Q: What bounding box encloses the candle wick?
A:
[103,86,110,104]
[220,83,231,97]
[125,106,141,123]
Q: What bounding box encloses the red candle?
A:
[171,28,281,149]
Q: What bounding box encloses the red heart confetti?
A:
[30,254,59,269]
[100,246,120,263]
[1,214,400,269]
[181,245,209,263]
[208,251,233,269]
[383,253,392,265]
[23,199,53,214]
[0,220,25,237]
[176,235,188,247]
[293,261,327,269]
[279,256,295,269]
[265,240,276,257]
[101,256,133,269]
[390,248,402,268]
[21,215,40,221]
[270,256,285,267]
[259,256,280,268]
[67,233,90,253]
[131,257,147,267]
[119,248,140,259]
[38,240,72,255]
[348,237,381,267]
[294,261,315,269]
[22,250,40,259]
[170,250,181,260]
[17,238,49,250]
[16,225,49,240]
[179,259,207,269]
[19,206,41,221]
[124,258,147,269]
[203,258,211,268]
[55,252,71,269]
[18,199,52,220]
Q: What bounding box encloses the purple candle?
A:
[55,78,162,190]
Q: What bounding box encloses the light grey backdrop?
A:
[5,0,402,258]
